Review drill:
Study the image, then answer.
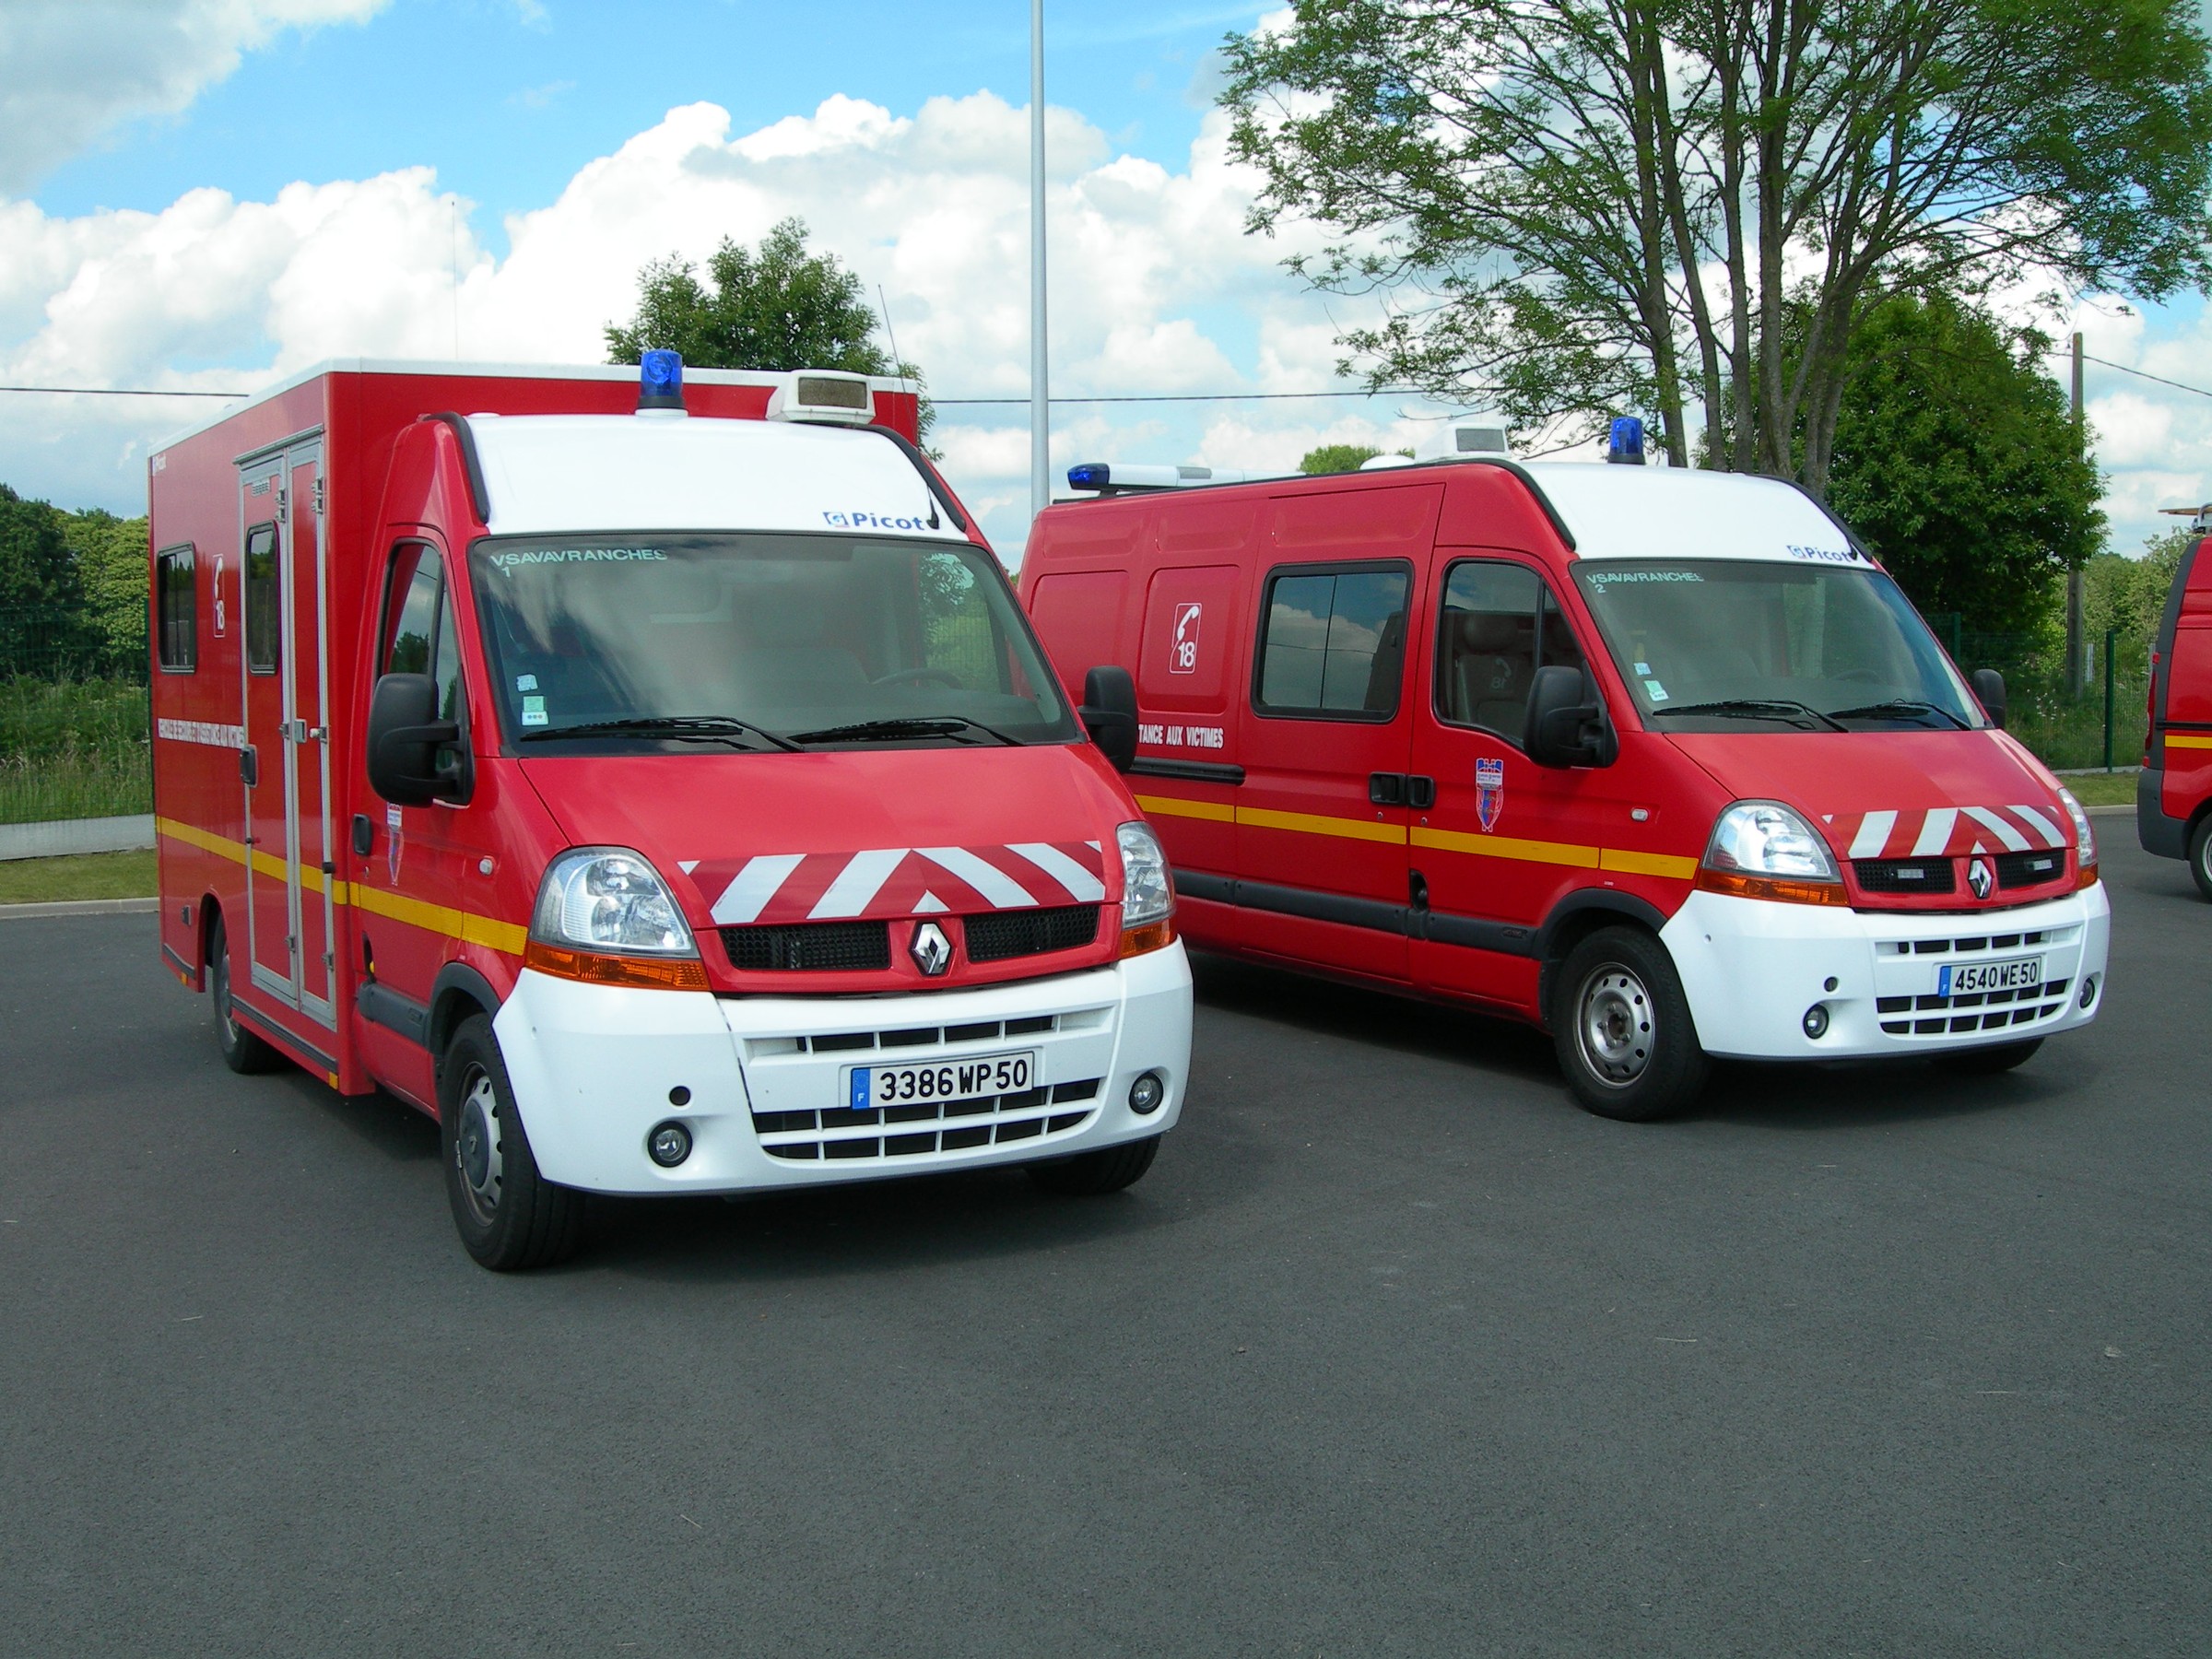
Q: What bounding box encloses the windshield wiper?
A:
[517,715,802,752]
[1650,699,1849,733]
[785,715,1021,747]
[1823,699,1971,730]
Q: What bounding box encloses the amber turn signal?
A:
[2077,863,2100,889]
[524,940,711,991]
[1693,868,1851,907]
[1118,919,1176,958]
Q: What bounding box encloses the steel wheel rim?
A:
[215,944,241,1046]
[1576,964,1654,1087]
[453,1068,504,1224]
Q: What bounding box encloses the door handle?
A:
[1406,774,1437,810]
[1368,771,1406,806]
[239,746,258,788]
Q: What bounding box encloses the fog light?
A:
[2079,975,2098,1009]
[1128,1072,1165,1115]
[648,1121,692,1167]
[1802,1004,1830,1040]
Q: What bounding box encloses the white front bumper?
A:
[1660,884,2111,1061]
[494,943,1194,1194]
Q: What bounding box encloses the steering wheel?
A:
[871,667,966,688]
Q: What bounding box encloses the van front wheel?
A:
[439,1015,584,1271]
[2188,815,2212,901]
[1551,926,1709,1122]
[1027,1135,1159,1195]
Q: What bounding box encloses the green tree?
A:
[1824,294,2101,636]
[2085,526,2193,641]
[606,218,934,446]
[61,510,149,670]
[1298,442,1403,473]
[1221,0,2212,491]
[0,485,85,676]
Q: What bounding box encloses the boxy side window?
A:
[1253,561,1410,720]
[382,544,467,731]
[156,544,196,672]
[1434,559,1586,742]
[243,523,279,674]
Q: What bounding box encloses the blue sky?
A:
[3,0,2207,560]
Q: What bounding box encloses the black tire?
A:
[2189,815,2212,902]
[1550,925,1710,1122]
[1933,1039,2043,1076]
[1026,1135,1160,1195]
[439,1014,584,1271]
[209,912,284,1075]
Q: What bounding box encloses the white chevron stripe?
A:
[918,845,1037,909]
[1911,807,1958,857]
[711,853,806,924]
[1848,810,1897,860]
[809,848,909,919]
[1962,806,2031,852]
[2009,804,2065,848]
[1006,841,1108,903]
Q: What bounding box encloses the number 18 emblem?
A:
[1171,603,1202,673]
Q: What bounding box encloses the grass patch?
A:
[0,676,151,825]
[0,849,159,904]
[2054,771,2136,808]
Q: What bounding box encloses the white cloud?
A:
[0,1,388,193]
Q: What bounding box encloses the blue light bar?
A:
[1067,463,1111,490]
[1605,416,1646,465]
[638,349,686,412]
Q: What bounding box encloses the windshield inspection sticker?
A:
[521,695,548,728]
[1644,679,1670,701]
[516,674,538,691]
[1476,758,1505,831]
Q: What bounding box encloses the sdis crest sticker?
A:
[1476,757,1505,831]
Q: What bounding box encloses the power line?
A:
[2043,348,2212,402]
[936,388,1423,406]
[0,384,246,398]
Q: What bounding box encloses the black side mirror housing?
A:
[1970,667,2007,729]
[367,672,468,806]
[1078,665,1139,773]
[1525,664,1617,769]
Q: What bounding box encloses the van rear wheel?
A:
[2188,816,2212,901]
[1551,926,1709,1122]
[210,913,283,1075]
[1027,1135,1159,1195]
[439,1014,584,1271]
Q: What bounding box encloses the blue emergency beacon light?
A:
[637,349,686,413]
[1605,416,1646,465]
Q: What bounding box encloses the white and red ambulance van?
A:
[1020,453,2108,1121]
[2136,525,2212,896]
[147,355,1189,1269]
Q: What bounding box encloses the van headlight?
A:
[1116,820,1175,939]
[1695,801,1848,906]
[2055,786,2098,882]
[525,849,707,989]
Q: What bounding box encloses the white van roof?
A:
[465,414,967,540]
[1520,463,1865,566]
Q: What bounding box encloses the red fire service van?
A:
[147,355,1190,1269]
[1020,444,2108,1122]
[2136,519,2212,896]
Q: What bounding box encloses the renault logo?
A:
[1967,856,1994,900]
[909,920,953,976]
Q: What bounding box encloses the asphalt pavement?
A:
[2,837,2206,1657]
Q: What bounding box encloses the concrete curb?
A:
[0,897,159,920]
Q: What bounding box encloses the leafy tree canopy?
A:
[2085,525,2193,641]
[62,509,149,665]
[1826,294,2102,636]
[1298,442,1409,473]
[606,218,934,445]
[1222,0,2212,493]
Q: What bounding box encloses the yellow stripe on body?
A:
[1134,793,1236,824]
[158,816,524,953]
[1236,806,1407,845]
[2165,733,2212,750]
[1598,846,1701,879]
[1412,824,1599,869]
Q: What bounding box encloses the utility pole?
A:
[1030,0,1050,527]
[2065,332,2085,693]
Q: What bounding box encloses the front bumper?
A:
[494,942,1193,1194]
[1659,884,2111,1061]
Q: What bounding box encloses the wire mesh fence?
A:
[1928,614,2153,771]
[0,606,151,826]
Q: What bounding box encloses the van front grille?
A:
[722,920,890,972]
[756,1078,1102,1161]
[1854,858,1956,895]
[963,904,1101,962]
[1994,849,2066,888]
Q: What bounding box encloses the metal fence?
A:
[0,606,152,827]
[1929,614,2152,771]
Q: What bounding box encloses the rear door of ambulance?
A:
[1230,482,1437,984]
[2153,538,2212,818]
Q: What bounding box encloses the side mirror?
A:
[367,672,468,806]
[1525,664,1615,769]
[1970,667,2007,729]
[1078,665,1139,773]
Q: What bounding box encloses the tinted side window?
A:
[156,544,196,671]
[243,524,278,674]
[1254,564,1410,718]
[1436,560,1586,739]
[383,546,441,676]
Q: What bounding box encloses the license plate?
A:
[848,1051,1038,1112]
[1939,958,2042,996]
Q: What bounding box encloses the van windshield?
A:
[1571,559,1983,733]
[467,534,1077,751]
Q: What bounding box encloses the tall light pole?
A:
[1030,0,1050,524]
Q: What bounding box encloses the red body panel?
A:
[147,365,947,1108]
[2154,537,2212,827]
[1019,464,2088,1028]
